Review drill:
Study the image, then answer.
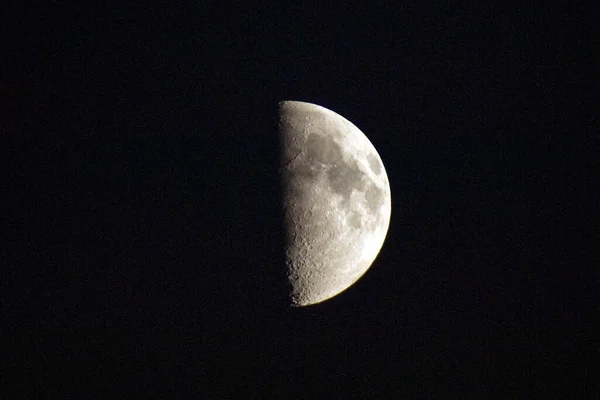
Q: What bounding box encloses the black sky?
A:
[4,2,599,398]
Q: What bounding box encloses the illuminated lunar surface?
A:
[279,101,392,306]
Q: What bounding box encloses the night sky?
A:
[4,3,599,397]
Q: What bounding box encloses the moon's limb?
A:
[279,101,392,306]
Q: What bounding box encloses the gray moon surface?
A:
[279,100,392,306]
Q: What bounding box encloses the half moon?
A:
[279,100,392,306]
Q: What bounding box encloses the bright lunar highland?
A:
[279,101,392,306]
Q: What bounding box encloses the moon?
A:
[279,100,392,306]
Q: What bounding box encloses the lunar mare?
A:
[279,100,392,306]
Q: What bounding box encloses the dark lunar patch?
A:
[288,161,320,181]
[364,183,384,212]
[282,164,317,204]
[305,132,343,164]
[348,211,363,228]
[326,159,367,200]
[283,181,304,204]
[367,153,382,175]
